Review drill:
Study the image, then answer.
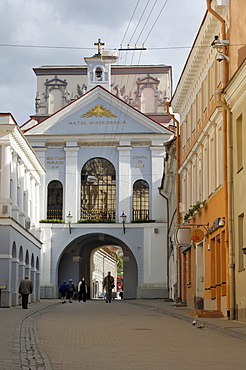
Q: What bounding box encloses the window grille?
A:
[81,158,116,220]
[47,180,63,219]
[133,180,149,221]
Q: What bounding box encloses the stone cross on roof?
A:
[94,39,105,55]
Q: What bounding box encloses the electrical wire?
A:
[134,0,158,45]
[2,42,242,52]
[121,0,141,46]
[143,0,170,44]
[128,0,151,45]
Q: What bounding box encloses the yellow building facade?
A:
[224,60,246,321]
[171,0,246,318]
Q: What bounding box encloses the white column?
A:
[117,145,132,222]
[64,146,79,222]
[11,151,19,220]
[18,160,25,226]
[30,175,36,226]
[34,148,46,220]
[0,143,11,203]
[24,168,31,226]
[35,181,40,228]
[31,267,36,302]
[150,145,165,221]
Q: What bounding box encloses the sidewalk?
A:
[131,299,246,341]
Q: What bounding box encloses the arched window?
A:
[95,67,103,81]
[47,180,63,220]
[133,180,149,221]
[81,158,116,220]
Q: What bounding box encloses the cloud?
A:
[0,0,206,124]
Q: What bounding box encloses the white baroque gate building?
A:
[21,45,173,299]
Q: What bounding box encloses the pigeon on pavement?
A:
[197,322,205,329]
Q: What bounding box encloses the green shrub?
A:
[131,219,155,223]
[39,219,65,223]
[78,219,115,223]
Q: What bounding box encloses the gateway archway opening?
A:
[90,245,123,300]
[58,233,138,300]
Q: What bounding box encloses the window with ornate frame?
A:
[133,180,149,221]
[47,180,63,219]
[81,158,116,220]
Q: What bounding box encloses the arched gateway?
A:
[57,232,138,299]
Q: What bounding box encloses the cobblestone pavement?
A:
[1,299,246,370]
[37,299,246,370]
[12,303,60,370]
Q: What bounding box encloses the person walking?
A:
[103,271,115,303]
[67,279,75,303]
[78,277,87,302]
[19,275,33,309]
[59,280,67,303]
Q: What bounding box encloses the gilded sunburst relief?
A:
[81,105,117,118]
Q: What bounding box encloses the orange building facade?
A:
[171,0,246,318]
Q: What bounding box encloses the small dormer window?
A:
[95,67,103,81]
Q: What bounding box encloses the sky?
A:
[0,0,207,125]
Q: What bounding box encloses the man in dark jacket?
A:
[67,279,75,303]
[59,280,68,303]
[103,271,115,303]
[19,275,33,309]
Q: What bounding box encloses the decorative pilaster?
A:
[11,151,19,220]
[34,147,47,219]
[117,145,132,221]
[17,159,25,226]
[0,143,11,212]
[64,146,79,221]
[150,145,165,221]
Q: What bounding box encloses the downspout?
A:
[215,90,235,320]
[207,1,234,319]
[159,186,170,299]
[165,101,181,301]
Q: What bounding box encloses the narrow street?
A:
[35,300,246,369]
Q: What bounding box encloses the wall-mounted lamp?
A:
[120,211,127,234]
[218,217,225,228]
[66,211,73,234]
[217,53,230,62]
[211,35,229,50]
[211,35,230,63]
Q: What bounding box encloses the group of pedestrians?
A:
[59,278,87,303]
[18,271,116,309]
[58,271,115,303]
[19,271,115,309]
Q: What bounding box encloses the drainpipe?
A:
[207,1,234,319]
[215,90,235,320]
[159,186,170,299]
[165,101,181,301]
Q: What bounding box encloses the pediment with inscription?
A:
[24,86,172,137]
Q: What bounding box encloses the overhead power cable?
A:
[0,42,244,52]
[0,43,93,50]
[121,0,141,46]
[143,0,170,44]
[128,0,151,45]
[134,0,158,45]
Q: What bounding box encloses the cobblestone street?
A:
[1,299,246,369]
